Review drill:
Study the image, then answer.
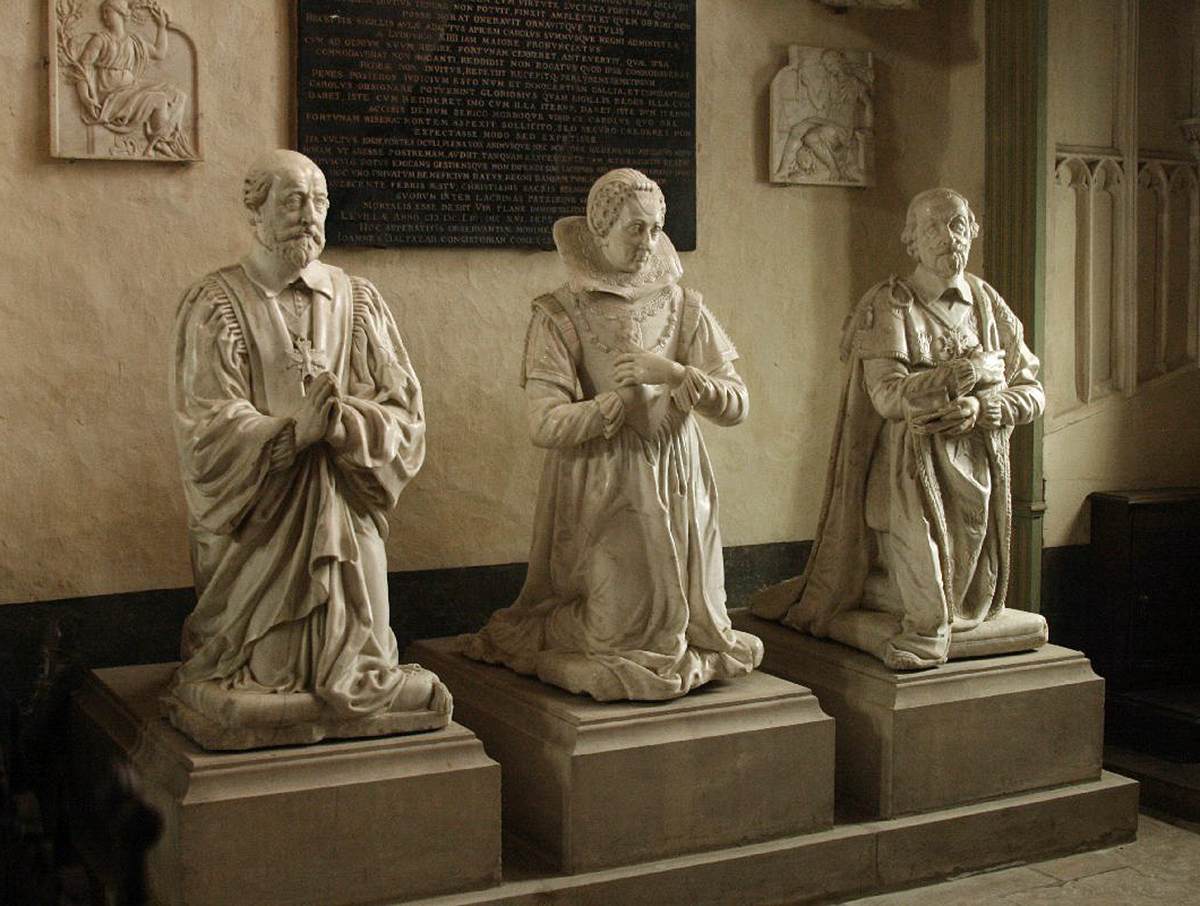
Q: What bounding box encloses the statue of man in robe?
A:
[752,188,1049,669]
[166,149,450,749]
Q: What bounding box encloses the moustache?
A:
[282,228,322,242]
[270,231,324,268]
[933,242,967,256]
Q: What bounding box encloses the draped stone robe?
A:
[464,232,763,701]
[170,260,426,723]
[754,272,1044,669]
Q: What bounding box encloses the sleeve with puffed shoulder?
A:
[171,276,293,535]
[521,307,625,446]
[671,297,748,426]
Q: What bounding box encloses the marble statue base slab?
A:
[826,607,1050,663]
[731,611,1105,819]
[164,679,450,751]
[399,772,1137,905]
[71,664,501,906]
[408,636,835,874]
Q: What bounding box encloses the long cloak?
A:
[170,261,426,721]
[753,273,1044,667]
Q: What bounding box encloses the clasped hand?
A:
[292,371,346,449]
[912,395,980,436]
[968,347,1007,386]
[612,351,685,388]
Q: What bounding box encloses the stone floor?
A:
[845,809,1200,905]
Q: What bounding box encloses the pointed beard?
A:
[270,234,324,269]
[928,248,968,279]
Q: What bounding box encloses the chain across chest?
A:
[912,306,981,364]
[576,287,679,355]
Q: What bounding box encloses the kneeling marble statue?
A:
[463,168,764,700]
[166,150,450,749]
[752,188,1048,669]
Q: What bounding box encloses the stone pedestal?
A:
[71,664,501,906]
[408,636,835,874]
[731,611,1105,819]
[393,772,1137,905]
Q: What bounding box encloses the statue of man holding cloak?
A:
[165,150,450,749]
[752,188,1049,670]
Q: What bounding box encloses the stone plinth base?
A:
[825,608,1049,664]
[731,611,1105,819]
[1105,744,1200,821]
[165,674,452,750]
[401,772,1138,905]
[408,636,835,873]
[71,664,501,906]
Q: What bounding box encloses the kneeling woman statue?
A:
[463,168,763,700]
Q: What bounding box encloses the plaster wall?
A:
[1043,0,1200,548]
[0,0,984,605]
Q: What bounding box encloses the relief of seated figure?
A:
[752,187,1049,670]
[462,168,764,700]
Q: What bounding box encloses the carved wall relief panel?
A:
[1165,166,1199,369]
[1052,149,1199,422]
[1137,160,1200,378]
[1052,155,1126,411]
[1136,164,1166,382]
[1045,2,1200,429]
[769,45,874,187]
[1047,167,1082,418]
[50,0,200,161]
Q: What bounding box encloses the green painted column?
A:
[984,0,1048,613]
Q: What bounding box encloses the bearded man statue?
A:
[165,149,450,748]
[752,188,1048,670]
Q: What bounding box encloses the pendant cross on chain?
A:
[286,337,328,396]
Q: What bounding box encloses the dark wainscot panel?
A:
[0,541,809,708]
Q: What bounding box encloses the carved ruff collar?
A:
[553,216,683,301]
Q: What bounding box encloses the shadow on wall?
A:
[843,0,983,296]
[747,0,983,529]
[757,0,986,344]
